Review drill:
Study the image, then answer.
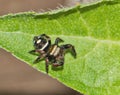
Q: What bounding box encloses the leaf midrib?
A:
[1,31,120,44]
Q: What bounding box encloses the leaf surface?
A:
[0,1,120,95]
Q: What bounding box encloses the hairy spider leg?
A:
[45,58,49,74]
[33,50,46,63]
[61,44,77,58]
[55,37,64,45]
[52,54,64,67]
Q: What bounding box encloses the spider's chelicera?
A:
[29,34,76,73]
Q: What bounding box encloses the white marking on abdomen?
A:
[40,41,48,51]
[54,47,60,56]
[50,45,57,55]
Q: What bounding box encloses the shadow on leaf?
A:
[52,65,64,71]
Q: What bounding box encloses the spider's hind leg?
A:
[61,44,77,58]
[53,57,64,67]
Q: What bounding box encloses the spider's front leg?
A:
[29,50,36,53]
[29,49,46,63]
[45,58,49,74]
[29,49,45,55]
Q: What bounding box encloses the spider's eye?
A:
[36,39,41,44]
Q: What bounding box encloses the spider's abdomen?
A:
[49,45,61,57]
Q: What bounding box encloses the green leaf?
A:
[0,0,120,95]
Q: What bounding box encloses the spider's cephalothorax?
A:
[29,34,76,73]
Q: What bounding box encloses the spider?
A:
[29,34,77,73]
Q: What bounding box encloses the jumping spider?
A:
[29,34,77,73]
